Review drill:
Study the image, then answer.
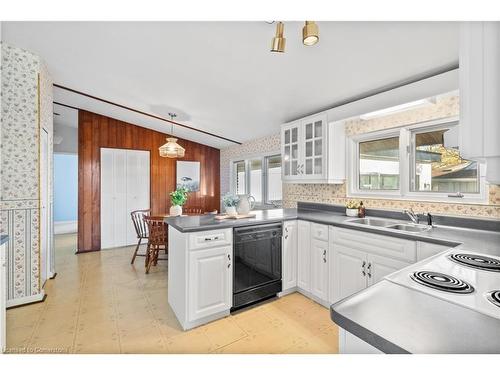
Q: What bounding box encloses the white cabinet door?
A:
[100,148,115,249]
[282,221,298,291]
[282,122,301,180]
[125,150,150,245]
[188,246,232,321]
[113,149,128,248]
[301,114,327,180]
[366,253,411,286]
[297,220,311,292]
[332,244,367,303]
[310,239,329,302]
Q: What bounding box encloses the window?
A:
[411,127,479,194]
[231,154,282,208]
[348,119,486,202]
[359,136,400,190]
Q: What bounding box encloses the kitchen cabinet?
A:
[297,220,311,292]
[188,246,232,321]
[282,221,298,292]
[339,328,382,354]
[281,112,345,184]
[310,238,329,302]
[330,227,413,303]
[168,227,233,330]
[459,22,500,184]
[100,148,150,249]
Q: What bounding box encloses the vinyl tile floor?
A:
[6,233,339,354]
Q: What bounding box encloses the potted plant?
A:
[169,187,188,216]
[345,199,360,217]
[222,193,240,216]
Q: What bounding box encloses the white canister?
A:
[225,206,237,216]
[170,205,183,216]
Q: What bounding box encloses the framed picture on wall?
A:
[176,161,200,192]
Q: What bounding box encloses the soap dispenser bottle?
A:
[358,201,366,218]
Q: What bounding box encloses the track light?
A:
[271,22,286,53]
[302,21,319,46]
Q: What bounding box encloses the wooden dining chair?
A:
[183,207,204,214]
[143,216,168,274]
[130,209,150,264]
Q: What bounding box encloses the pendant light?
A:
[270,22,286,53]
[159,113,185,158]
[302,21,319,46]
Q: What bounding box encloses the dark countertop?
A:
[330,281,500,354]
[0,235,8,246]
[167,203,500,353]
[165,208,298,232]
[166,206,500,255]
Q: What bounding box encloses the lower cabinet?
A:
[297,220,311,291]
[188,246,232,321]
[330,227,413,304]
[282,221,298,291]
[339,328,383,354]
[310,238,329,302]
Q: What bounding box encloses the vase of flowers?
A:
[222,193,239,216]
[169,187,188,216]
[345,199,360,217]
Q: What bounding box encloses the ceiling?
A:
[2,21,459,149]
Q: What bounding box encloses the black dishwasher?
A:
[232,223,282,310]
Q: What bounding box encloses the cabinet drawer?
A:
[311,223,329,241]
[189,229,232,250]
[332,227,416,263]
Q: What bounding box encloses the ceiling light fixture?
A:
[159,113,185,158]
[302,21,319,46]
[271,22,286,53]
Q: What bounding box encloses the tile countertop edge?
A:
[0,235,8,246]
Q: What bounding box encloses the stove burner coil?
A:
[410,271,475,294]
[486,290,500,308]
[449,253,500,272]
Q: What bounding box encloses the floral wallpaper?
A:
[0,42,54,305]
[221,92,500,219]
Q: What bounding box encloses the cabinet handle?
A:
[204,236,219,241]
[227,263,231,268]
[228,254,231,261]
[367,262,372,278]
[362,260,366,276]
[284,234,288,239]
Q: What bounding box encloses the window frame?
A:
[229,152,282,209]
[348,116,488,204]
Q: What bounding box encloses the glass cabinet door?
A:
[302,115,325,178]
[282,123,300,178]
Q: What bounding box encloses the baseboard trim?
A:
[7,292,46,309]
[54,220,77,235]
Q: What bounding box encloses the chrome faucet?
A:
[404,208,419,224]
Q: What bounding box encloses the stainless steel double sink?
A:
[346,217,432,233]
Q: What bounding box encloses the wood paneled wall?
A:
[78,110,220,253]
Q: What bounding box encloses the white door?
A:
[125,150,150,245]
[366,254,411,286]
[40,129,49,286]
[101,148,150,249]
[310,239,328,301]
[282,221,297,291]
[300,114,327,180]
[297,220,311,292]
[188,247,232,321]
[282,122,301,180]
[332,245,367,303]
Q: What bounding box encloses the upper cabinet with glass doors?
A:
[281,112,345,184]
